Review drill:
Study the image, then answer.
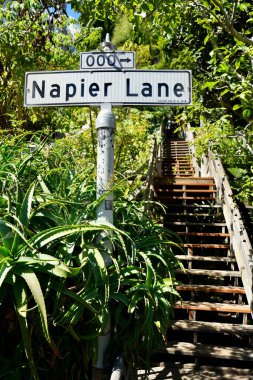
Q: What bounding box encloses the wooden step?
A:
[165,161,192,163]
[176,255,235,262]
[163,171,195,175]
[164,168,194,171]
[165,165,193,168]
[176,268,241,277]
[163,175,196,178]
[160,180,215,186]
[169,141,189,143]
[170,320,253,334]
[165,204,222,209]
[163,153,190,156]
[165,146,190,148]
[177,232,230,237]
[165,158,191,160]
[154,177,214,184]
[165,164,193,167]
[162,168,194,171]
[166,144,189,147]
[166,213,221,217]
[176,284,245,294]
[164,155,190,157]
[162,166,190,168]
[157,196,216,200]
[181,243,229,249]
[164,174,195,177]
[156,189,217,193]
[166,215,224,221]
[163,162,192,165]
[174,301,251,313]
[165,147,190,150]
[165,152,190,154]
[166,148,190,151]
[166,161,191,164]
[161,341,253,361]
[165,154,190,156]
[166,222,227,227]
[165,144,190,147]
[163,153,190,155]
[164,158,192,161]
[138,364,253,379]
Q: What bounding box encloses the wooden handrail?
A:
[207,151,253,313]
[185,126,253,313]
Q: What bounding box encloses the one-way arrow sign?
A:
[120,58,131,63]
[80,51,135,70]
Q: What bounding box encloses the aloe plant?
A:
[0,135,181,379]
[0,174,129,379]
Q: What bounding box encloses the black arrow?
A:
[119,58,131,63]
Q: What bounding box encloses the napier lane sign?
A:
[80,51,135,70]
[24,70,192,107]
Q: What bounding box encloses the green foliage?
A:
[112,14,133,47]
[0,1,103,134]
[114,108,153,173]
[3,0,253,376]
[0,128,179,378]
[2,0,252,204]
[110,0,253,205]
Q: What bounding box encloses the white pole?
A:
[96,103,115,226]
[94,106,115,376]
[93,33,117,378]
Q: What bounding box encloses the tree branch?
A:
[210,0,253,46]
[192,0,229,29]
[231,0,238,24]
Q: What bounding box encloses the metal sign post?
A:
[94,102,115,374]
[96,103,115,227]
[94,36,116,377]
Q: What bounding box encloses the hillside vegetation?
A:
[0,1,252,378]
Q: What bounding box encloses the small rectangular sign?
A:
[24,70,192,107]
[80,51,135,70]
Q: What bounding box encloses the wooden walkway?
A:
[138,364,253,379]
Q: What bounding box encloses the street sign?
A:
[80,51,135,70]
[24,70,192,107]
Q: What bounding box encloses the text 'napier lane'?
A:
[25,70,192,106]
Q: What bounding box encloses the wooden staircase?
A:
[150,138,253,377]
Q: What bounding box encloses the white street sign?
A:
[80,51,135,70]
[24,70,192,107]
